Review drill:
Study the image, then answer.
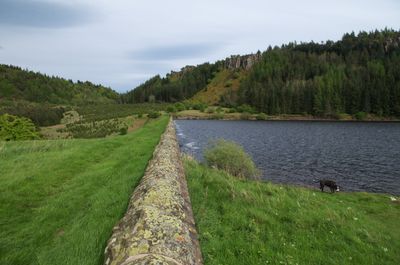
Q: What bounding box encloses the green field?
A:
[185,158,400,265]
[0,116,169,265]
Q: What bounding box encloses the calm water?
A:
[175,120,400,195]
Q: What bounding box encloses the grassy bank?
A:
[0,116,169,265]
[184,158,400,265]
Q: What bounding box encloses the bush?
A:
[211,113,224,120]
[256,113,268,120]
[193,102,208,112]
[237,104,256,114]
[224,81,232,88]
[216,107,223,113]
[0,114,40,141]
[206,107,215,114]
[240,112,252,120]
[182,101,193,110]
[204,139,260,180]
[228,108,236,113]
[354,111,367,120]
[167,105,177,113]
[119,127,128,135]
[148,111,161,119]
[174,102,186,111]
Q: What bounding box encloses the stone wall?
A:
[103,118,203,265]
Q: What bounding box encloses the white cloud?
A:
[0,0,399,92]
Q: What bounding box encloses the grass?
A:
[192,69,244,105]
[184,158,400,265]
[0,116,169,265]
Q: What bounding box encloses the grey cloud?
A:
[129,43,222,61]
[0,0,93,28]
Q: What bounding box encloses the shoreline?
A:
[174,114,400,122]
[183,155,400,197]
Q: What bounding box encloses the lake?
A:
[175,120,400,195]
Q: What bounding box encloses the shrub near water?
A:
[174,102,186,111]
[256,112,268,120]
[355,111,367,120]
[204,139,260,179]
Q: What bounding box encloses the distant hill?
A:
[0,64,119,105]
[0,64,121,126]
[122,29,400,117]
[120,63,220,104]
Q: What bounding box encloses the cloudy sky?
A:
[0,0,399,92]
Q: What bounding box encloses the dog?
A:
[319,179,340,193]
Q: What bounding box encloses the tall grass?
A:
[0,116,169,265]
[185,159,400,265]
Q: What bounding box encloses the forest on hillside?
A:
[239,29,400,116]
[2,29,400,118]
[0,64,119,105]
[120,63,220,104]
[123,29,400,117]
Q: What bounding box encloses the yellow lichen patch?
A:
[128,243,150,257]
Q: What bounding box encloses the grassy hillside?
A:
[191,69,245,105]
[0,116,169,265]
[184,158,400,265]
[120,63,219,104]
[0,64,118,104]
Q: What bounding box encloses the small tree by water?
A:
[204,139,260,180]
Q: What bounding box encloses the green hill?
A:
[0,64,122,126]
[122,29,400,118]
[0,64,119,105]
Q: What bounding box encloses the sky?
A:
[0,0,399,93]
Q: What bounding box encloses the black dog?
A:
[319,180,340,193]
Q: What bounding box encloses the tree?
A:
[0,114,40,141]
